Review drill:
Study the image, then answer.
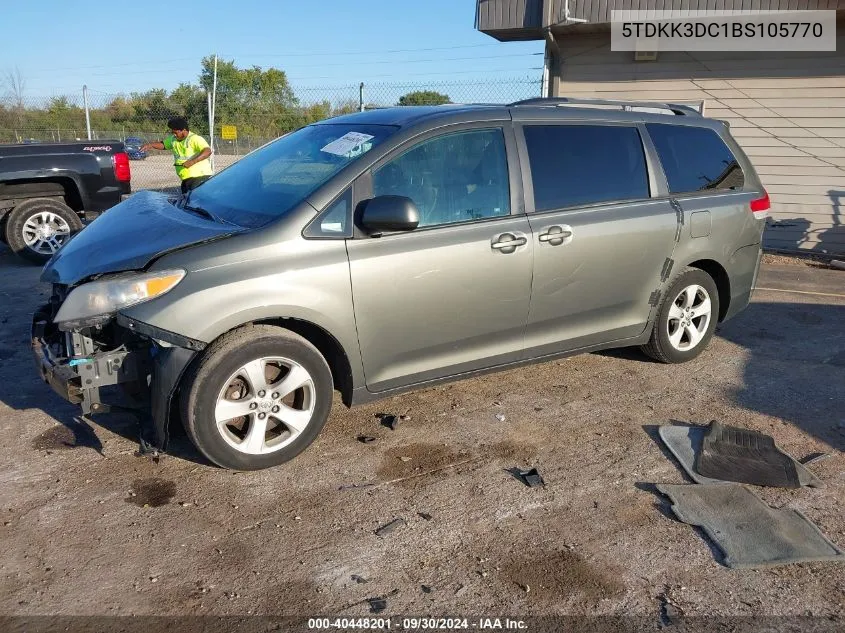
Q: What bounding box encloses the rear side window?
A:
[522,125,650,212]
[646,123,745,194]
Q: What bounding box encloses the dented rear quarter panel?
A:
[670,126,766,319]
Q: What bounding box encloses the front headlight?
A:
[54,270,185,328]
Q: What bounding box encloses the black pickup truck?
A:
[0,140,132,263]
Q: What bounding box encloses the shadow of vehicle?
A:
[599,296,845,452]
[716,300,845,452]
[765,189,844,256]
[0,248,211,466]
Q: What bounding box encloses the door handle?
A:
[538,225,573,245]
[491,233,527,252]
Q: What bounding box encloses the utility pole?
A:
[359,82,365,112]
[210,54,218,170]
[83,84,92,140]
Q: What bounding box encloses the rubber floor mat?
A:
[697,420,819,488]
[657,483,844,569]
[658,423,822,488]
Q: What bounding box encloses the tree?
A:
[333,99,361,116]
[47,97,84,127]
[3,67,26,109]
[105,96,134,123]
[397,90,450,106]
[199,56,299,134]
[2,67,26,130]
[130,89,180,125]
[170,82,208,130]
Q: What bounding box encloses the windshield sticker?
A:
[320,132,375,157]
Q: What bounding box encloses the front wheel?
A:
[180,325,334,470]
[641,267,720,364]
[5,198,83,264]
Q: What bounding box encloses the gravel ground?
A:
[761,253,838,270]
[129,154,241,193]
[0,247,842,626]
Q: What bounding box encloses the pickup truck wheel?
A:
[181,325,334,470]
[5,198,83,264]
[641,267,720,364]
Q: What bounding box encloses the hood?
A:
[42,190,244,286]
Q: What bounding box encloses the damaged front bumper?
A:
[31,291,199,451]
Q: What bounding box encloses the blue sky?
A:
[2,0,544,98]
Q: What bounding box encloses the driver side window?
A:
[372,128,510,228]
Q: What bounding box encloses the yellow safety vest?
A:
[163,132,213,180]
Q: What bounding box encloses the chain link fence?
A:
[1,78,541,193]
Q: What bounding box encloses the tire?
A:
[180,324,334,470]
[5,198,84,264]
[641,267,720,364]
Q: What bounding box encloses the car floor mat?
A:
[657,483,844,569]
[658,423,822,488]
[696,420,818,488]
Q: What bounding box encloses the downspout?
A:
[543,1,590,97]
[542,0,561,97]
[542,30,559,98]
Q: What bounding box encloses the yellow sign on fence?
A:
[221,125,237,140]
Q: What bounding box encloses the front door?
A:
[347,126,533,393]
[517,122,678,357]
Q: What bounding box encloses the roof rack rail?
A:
[510,97,702,117]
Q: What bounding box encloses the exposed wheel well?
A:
[688,259,731,321]
[253,318,354,407]
[0,178,83,211]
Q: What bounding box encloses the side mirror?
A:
[359,195,419,233]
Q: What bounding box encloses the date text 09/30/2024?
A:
[307,618,529,630]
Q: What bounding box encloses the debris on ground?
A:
[377,414,400,430]
[367,597,387,613]
[338,482,375,491]
[357,435,377,444]
[421,585,433,594]
[418,512,433,521]
[507,467,545,488]
[658,592,684,625]
[495,413,506,422]
[351,574,368,584]
[374,518,407,537]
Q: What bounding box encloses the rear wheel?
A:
[5,198,83,264]
[641,267,720,364]
[181,325,334,470]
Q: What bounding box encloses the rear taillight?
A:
[750,191,770,219]
[113,152,131,182]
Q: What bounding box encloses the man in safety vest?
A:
[141,117,213,194]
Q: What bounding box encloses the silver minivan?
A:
[32,98,768,470]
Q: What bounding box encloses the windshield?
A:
[186,123,397,228]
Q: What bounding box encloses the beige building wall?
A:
[549,31,845,254]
